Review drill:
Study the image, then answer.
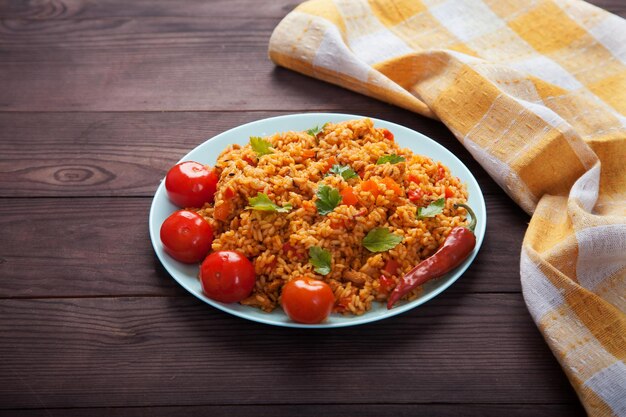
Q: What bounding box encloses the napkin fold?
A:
[269,0,626,415]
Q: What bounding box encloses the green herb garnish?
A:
[306,125,322,137]
[362,227,403,252]
[328,164,358,181]
[315,185,342,215]
[417,198,445,219]
[247,193,292,213]
[309,246,332,275]
[250,136,274,157]
[376,154,406,165]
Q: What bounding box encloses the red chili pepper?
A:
[387,203,477,309]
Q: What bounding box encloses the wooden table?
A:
[1,1,623,415]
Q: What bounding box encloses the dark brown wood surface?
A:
[1,1,622,415]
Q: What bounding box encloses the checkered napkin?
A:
[269,0,626,414]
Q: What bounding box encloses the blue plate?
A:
[149,113,486,328]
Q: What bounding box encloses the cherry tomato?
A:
[199,251,256,303]
[281,277,334,324]
[165,161,218,208]
[160,210,213,263]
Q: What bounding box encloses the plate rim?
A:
[149,112,487,328]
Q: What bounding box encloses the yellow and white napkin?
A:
[269,0,626,415]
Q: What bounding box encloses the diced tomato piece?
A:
[302,149,316,159]
[213,200,232,221]
[379,275,395,293]
[444,186,455,198]
[302,200,317,212]
[361,180,379,197]
[407,173,420,184]
[223,186,235,200]
[357,169,365,179]
[437,164,446,181]
[382,259,400,277]
[283,243,304,259]
[330,219,349,229]
[382,129,394,141]
[323,156,336,173]
[407,189,423,203]
[340,186,359,206]
[334,296,352,312]
[242,155,255,165]
[382,177,402,196]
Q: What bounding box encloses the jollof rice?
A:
[198,118,469,315]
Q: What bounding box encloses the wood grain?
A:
[0,404,587,417]
[0,0,622,20]
[0,111,501,197]
[0,1,623,112]
[8,0,625,414]
[0,15,365,112]
[0,195,527,298]
[0,294,579,409]
[0,0,300,19]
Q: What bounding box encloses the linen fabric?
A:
[269,0,626,415]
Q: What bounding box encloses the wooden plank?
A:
[0,15,365,112]
[0,195,526,298]
[0,0,621,20]
[0,0,300,19]
[0,403,587,417]
[0,111,500,197]
[0,198,182,298]
[0,294,581,409]
[0,1,623,112]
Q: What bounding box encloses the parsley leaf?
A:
[362,227,403,252]
[376,154,406,165]
[315,185,342,215]
[328,164,358,181]
[306,125,322,137]
[417,198,445,219]
[309,246,332,275]
[250,136,273,157]
[247,193,292,213]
